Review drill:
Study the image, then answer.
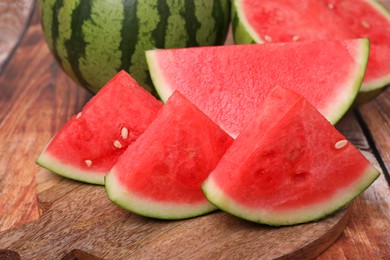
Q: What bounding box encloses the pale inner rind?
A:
[36,150,106,185]
[105,169,217,219]
[202,164,379,226]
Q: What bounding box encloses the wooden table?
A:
[0,1,389,259]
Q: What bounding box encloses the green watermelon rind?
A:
[105,169,218,220]
[320,38,369,123]
[36,143,105,185]
[231,0,263,44]
[202,164,379,226]
[145,50,171,103]
[349,0,390,92]
[146,39,369,126]
[232,0,390,94]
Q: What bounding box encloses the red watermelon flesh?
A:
[36,71,163,185]
[233,0,390,92]
[105,91,233,219]
[146,39,368,138]
[202,87,380,226]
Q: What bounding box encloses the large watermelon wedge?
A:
[232,0,390,97]
[202,87,380,226]
[36,71,162,185]
[105,91,233,219]
[146,39,368,138]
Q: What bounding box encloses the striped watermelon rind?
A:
[39,0,231,94]
[231,0,390,99]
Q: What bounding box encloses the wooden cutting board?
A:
[0,176,351,259]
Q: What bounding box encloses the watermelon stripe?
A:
[184,1,201,46]
[78,1,124,92]
[165,1,188,48]
[40,0,55,52]
[120,1,138,72]
[50,0,63,65]
[52,0,80,83]
[65,0,92,88]
[194,1,216,44]
[212,0,230,45]
[130,1,160,92]
[147,0,170,94]
[153,0,170,48]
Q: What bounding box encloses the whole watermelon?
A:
[40,0,231,94]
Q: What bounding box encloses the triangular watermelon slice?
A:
[146,39,368,138]
[36,71,163,185]
[232,0,390,97]
[105,91,233,219]
[202,87,380,226]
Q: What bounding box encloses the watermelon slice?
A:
[202,87,380,226]
[105,91,233,219]
[146,39,368,138]
[36,71,163,185]
[232,0,390,96]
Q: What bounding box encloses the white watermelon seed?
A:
[76,112,82,119]
[85,160,92,167]
[335,140,348,149]
[121,127,129,139]
[292,35,300,41]
[264,35,272,42]
[114,140,123,149]
[361,20,370,29]
[328,3,334,9]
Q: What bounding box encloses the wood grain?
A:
[0,0,35,72]
[318,110,390,259]
[359,89,390,177]
[0,9,92,232]
[0,179,351,259]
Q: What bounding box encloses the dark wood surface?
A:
[0,1,389,259]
